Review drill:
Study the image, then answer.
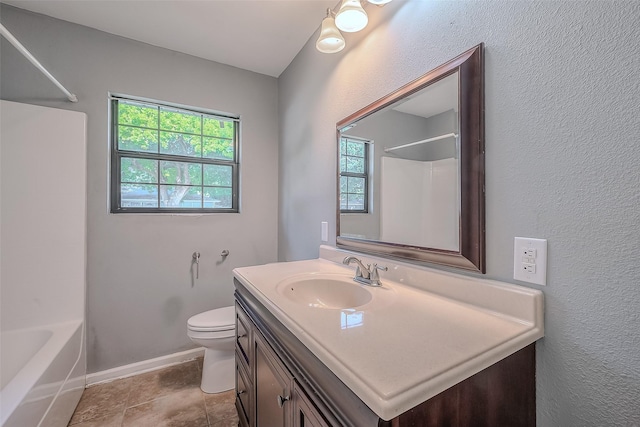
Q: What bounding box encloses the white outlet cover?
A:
[321,221,329,242]
[513,237,547,286]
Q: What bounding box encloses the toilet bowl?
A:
[187,306,235,393]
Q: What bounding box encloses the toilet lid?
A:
[188,306,235,332]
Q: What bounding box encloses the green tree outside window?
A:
[112,97,239,213]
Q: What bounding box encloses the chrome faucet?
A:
[342,256,387,287]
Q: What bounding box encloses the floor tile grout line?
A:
[121,376,134,425]
[201,390,212,427]
[118,404,127,427]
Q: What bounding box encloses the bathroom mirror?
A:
[336,44,484,272]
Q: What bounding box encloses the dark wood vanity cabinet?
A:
[235,280,535,427]
[236,298,330,427]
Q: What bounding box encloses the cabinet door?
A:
[255,332,292,427]
[292,383,330,427]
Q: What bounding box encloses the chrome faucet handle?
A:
[354,264,363,277]
[364,263,372,278]
[374,264,388,272]
[370,264,387,285]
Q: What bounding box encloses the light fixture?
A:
[335,0,368,33]
[315,0,393,54]
[316,9,346,54]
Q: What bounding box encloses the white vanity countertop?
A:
[233,246,544,421]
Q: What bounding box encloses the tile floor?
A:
[68,358,238,427]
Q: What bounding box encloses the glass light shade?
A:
[367,0,393,4]
[316,14,345,54]
[335,0,368,33]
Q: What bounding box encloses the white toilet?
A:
[187,306,236,393]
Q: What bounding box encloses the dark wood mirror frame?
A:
[336,44,485,273]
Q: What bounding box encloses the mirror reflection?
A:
[336,44,484,272]
[339,72,460,251]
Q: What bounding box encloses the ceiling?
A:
[1,0,337,77]
[393,72,459,119]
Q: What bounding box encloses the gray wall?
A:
[279,1,640,426]
[0,5,279,373]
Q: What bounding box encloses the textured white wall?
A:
[279,1,640,425]
[0,5,279,373]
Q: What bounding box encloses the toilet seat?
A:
[187,306,235,332]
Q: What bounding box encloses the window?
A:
[110,96,239,213]
[339,136,370,213]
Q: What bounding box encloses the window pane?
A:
[340,176,348,194]
[182,187,203,208]
[121,184,158,208]
[204,187,232,209]
[203,117,235,138]
[340,156,347,173]
[118,126,158,153]
[160,185,200,208]
[348,177,365,194]
[347,193,365,210]
[203,164,232,186]
[347,141,365,157]
[340,193,348,210]
[156,186,202,209]
[160,107,201,134]
[121,158,157,184]
[346,156,365,174]
[160,131,202,157]
[160,161,202,185]
[203,137,234,160]
[340,138,347,155]
[118,101,158,128]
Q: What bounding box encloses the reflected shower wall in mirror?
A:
[337,44,484,272]
[340,71,460,252]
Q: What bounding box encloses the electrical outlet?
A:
[321,221,328,242]
[513,237,547,286]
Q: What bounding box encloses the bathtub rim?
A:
[0,319,84,426]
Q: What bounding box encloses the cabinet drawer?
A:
[236,303,251,369]
[236,358,252,427]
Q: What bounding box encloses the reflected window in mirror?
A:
[339,136,371,213]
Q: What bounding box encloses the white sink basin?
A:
[276,274,372,309]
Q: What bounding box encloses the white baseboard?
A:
[86,347,205,386]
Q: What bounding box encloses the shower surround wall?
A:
[380,156,458,250]
[1,100,86,426]
[0,4,279,374]
[278,1,640,426]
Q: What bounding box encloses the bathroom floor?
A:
[68,358,238,427]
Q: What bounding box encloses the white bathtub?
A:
[0,320,85,427]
